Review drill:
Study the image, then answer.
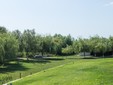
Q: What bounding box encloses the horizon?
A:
[0,0,113,38]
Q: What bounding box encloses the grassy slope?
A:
[0,56,76,84]
[13,58,113,85]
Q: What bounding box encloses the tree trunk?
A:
[1,56,4,66]
[17,58,20,64]
[84,52,86,56]
[41,49,44,56]
[26,52,29,61]
[84,51,85,58]
[27,56,29,61]
[95,53,96,57]
[103,53,104,58]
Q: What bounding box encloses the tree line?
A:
[0,26,113,65]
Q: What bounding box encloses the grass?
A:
[12,57,113,85]
[0,56,76,84]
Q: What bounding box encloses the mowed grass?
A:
[0,56,77,84]
[13,58,113,85]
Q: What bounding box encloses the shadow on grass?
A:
[82,56,99,59]
[102,56,113,58]
[44,57,64,61]
[0,63,28,73]
[0,57,65,73]
[19,59,51,64]
[0,59,50,73]
[82,55,113,59]
[67,56,99,60]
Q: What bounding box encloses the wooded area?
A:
[0,26,113,65]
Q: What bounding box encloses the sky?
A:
[0,0,113,38]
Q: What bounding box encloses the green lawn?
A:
[0,56,76,84]
[12,58,113,85]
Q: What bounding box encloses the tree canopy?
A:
[0,26,113,65]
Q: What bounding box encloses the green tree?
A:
[0,26,7,33]
[22,29,37,59]
[0,33,19,65]
[78,38,90,56]
[109,36,113,55]
[89,36,100,56]
[52,35,64,55]
[65,34,73,45]
[62,45,74,55]
[73,40,81,54]
[0,37,5,64]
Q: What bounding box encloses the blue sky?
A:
[0,0,113,38]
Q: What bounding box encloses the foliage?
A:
[0,26,7,33]
[0,33,19,65]
[1,26,113,64]
[62,45,74,55]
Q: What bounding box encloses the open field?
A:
[12,57,113,85]
[0,56,77,84]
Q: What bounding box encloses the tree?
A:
[0,37,5,65]
[89,36,110,57]
[0,26,7,33]
[62,45,74,55]
[78,38,90,56]
[52,34,64,55]
[0,33,19,65]
[42,35,53,54]
[109,36,113,55]
[89,36,100,56]
[73,40,81,54]
[12,30,22,52]
[65,34,73,45]
[22,29,37,59]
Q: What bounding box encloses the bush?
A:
[17,52,27,58]
[62,45,74,55]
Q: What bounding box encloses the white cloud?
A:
[105,2,113,6]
